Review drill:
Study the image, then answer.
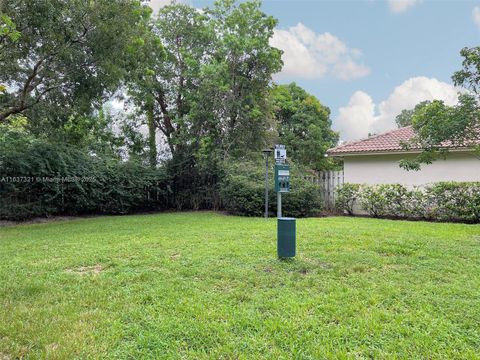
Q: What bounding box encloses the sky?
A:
[149,0,480,141]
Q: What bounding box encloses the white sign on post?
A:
[274,144,286,163]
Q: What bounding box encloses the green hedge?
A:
[335,182,480,223]
[0,132,169,220]
[220,162,322,217]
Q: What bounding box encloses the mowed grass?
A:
[0,213,480,359]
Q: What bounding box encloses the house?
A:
[327,126,480,186]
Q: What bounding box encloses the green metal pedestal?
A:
[277,217,296,258]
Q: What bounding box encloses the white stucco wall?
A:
[343,151,480,186]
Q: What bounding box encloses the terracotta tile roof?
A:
[327,126,478,155]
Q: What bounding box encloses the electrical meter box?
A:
[275,164,290,193]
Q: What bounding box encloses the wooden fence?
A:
[304,170,344,209]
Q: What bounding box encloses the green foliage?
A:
[0,0,337,221]
[0,0,151,124]
[359,184,415,218]
[395,100,431,128]
[0,14,20,93]
[399,46,480,170]
[425,182,480,222]
[204,0,283,156]
[125,0,285,212]
[336,182,480,223]
[60,109,125,157]
[129,0,282,159]
[452,46,480,96]
[0,128,168,220]
[220,164,264,216]
[165,151,223,211]
[400,94,479,171]
[271,83,339,170]
[0,14,20,42]
[281,177,323,217]
[220,161,322,217]
[335,183,360,215]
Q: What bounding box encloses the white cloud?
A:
[270,23,369,80]
[473,6,480,29]
[388,0,418,14]
[334,76,460,141]
[335,91,376,141]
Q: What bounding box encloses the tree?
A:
[271,83,338,170]
[127,3,210,160]
[59,106,126,158]
[126,0,283,176]
[202,0,283,158]
[400,47,480,170]
[395,100,431,128]
[126,0,283,209]
[124,11,165,168]
[452,47,480,96]
[400,94,479,170]
[0,0,151,125]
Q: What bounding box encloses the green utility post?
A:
[274,145,296,258]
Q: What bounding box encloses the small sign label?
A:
[274,144,286,163]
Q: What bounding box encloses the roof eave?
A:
[327,147,476,157]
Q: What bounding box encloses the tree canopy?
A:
[0,0,151,126]
[400,47,480,170]
[271,83,338,170]
[127,1,282,163]
[395,101,431,128]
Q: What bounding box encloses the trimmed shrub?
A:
[360,184,413,218]
[280,176,323,218]
[335,183,360,215]
[220,174,265,217]
[335,182,480,223]
[220,162,323,217]
[425,182,480,223]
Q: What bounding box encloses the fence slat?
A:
[303,170,344,210]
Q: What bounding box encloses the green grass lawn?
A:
[1,212,480,359]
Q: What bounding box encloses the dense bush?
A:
[336,182,480,223]
[335,183,360,215]
[281,177,323,218]
[1,129,324,220]
[220,162,323,217]
[0,130,169,220]
[425,182,480,222]
[360,184,413,218]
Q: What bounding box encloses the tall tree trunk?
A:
[146,95,157,168]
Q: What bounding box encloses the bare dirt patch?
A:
[65,265,104,276]
[0,352,12,360]
[170,253,181,261]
